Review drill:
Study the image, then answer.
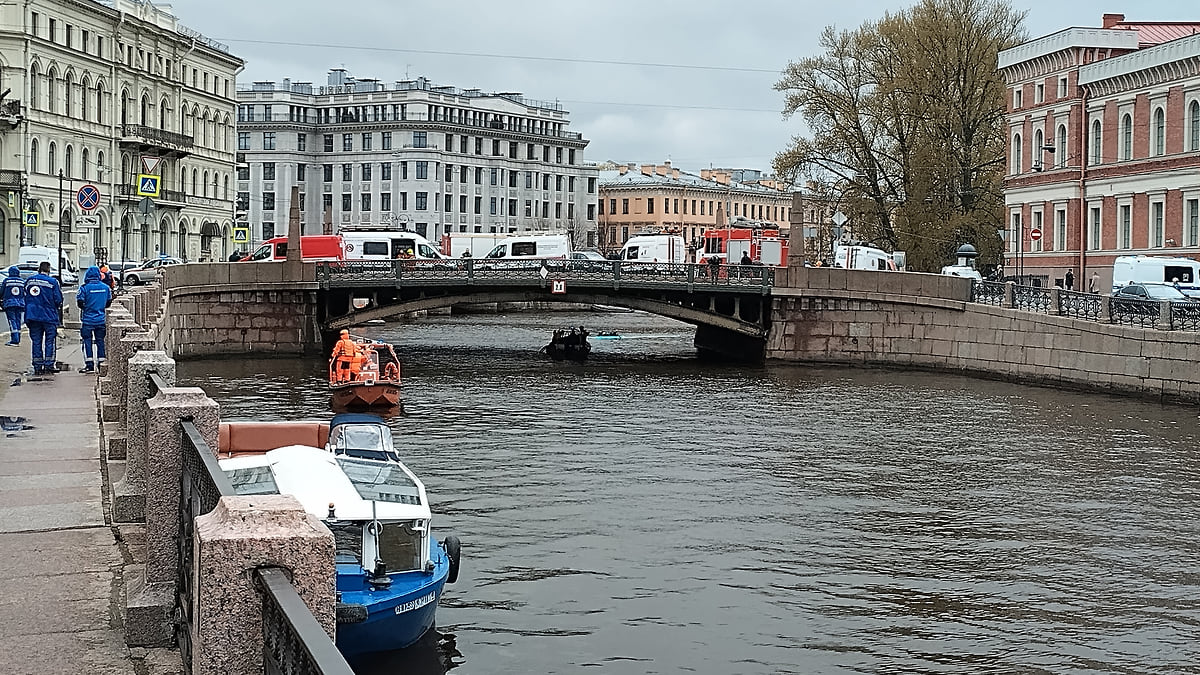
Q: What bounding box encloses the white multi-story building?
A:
[235,69,598,250]
[0,0,242,268]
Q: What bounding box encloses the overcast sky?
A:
[173,1,1192,175]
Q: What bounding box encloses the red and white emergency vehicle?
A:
[697,219,789,266]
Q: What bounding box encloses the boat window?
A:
[337,458,422,505]
[330,425,389,457]
[223,466,278,496]
[327,521,363,565]
[376,522,422,572]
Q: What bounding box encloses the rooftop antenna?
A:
[405,64,412,79]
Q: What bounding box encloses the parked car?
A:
[1112,283,1192,301]
[122,257,184,285]
[567,250,610,272]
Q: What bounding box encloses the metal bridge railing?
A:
[970,281,1200,332]
[258,568,356,675]
[317,259,774,292]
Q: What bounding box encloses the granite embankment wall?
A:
[769,267,1200,403]
[158,262,322,358]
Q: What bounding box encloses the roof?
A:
[599,168,797,197]
[1108,21,1200,47]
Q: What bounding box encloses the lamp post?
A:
[57,169,64,281]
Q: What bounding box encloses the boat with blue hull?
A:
[217,414,460,659]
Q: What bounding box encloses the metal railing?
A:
[1109,297,1161,328]
[117,184,187,203]
[1170,302,1200,330]
[121,124,195,150]
[1013,285,1053,313]
[317,259,775,292]
[1059,289,1103,321]
[257,568,355,675]
[970,280,1006,306]
[971,281,1200,332]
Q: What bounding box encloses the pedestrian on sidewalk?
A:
[76,266,112,374]
[24,261,63,375]
[2,265,25,345]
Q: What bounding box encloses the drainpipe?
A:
[20,0,32,252]
[109,11,124,256]
[1078,83,1089,285]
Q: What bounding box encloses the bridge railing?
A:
[971,280,1200,332]
[316,259,774,291]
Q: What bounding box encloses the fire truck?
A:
[697,218,790,266]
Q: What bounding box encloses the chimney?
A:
[701,169,712,181]
[656,165,669,176]
[640,165,653,176]
[1102,13,1124,29]
[671,168,680,179]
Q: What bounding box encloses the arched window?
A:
[1033,129,1044,170]
[30,138,39,174]
[65,145,73,179]
[203,170,209,197]
[81,76,91,121]
[48,141,56,175]
[1153,107,1165,156]
[95,83,104,124]
[160,100,169,131]
[1121,114,1133,160]
[1012,133,1022,174]
[97,151,105,181]
[1056,125,1067,167]
[191,168,197,196]
[223,174,229,200]
[1091,119,1102,165]
[120,90,129,127]
[30,64,40,110]
[82,148,90,181]
[65,73,74,117]
[141,95,150,126]
[1190,101,1200,152]
[47,67,58,114]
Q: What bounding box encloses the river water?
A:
[178,310,1200,675]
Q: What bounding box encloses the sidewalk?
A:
[0,318,142,674]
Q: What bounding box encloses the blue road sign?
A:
[77,184,101,211]
[136,174,161,198]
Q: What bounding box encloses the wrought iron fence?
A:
[1013,285,1053,313]
[1108,297,1161,328]
[257,568,355,675]
[317,260,774,291]
[970,280,1006,306]
[1169,302,1200,331]
[1059,289,1103,321]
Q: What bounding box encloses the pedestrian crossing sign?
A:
[136,174,161,197]
[232,227,250,244]
[22,211,39,227]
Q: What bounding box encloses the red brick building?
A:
[999,13,1200,289]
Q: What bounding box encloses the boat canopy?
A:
[327,415,399,462]
[220,445,430,522]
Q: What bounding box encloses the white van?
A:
[834,245,897,272]
[940,264,983,281]
[481,233,571,268]
[1112,255,1200,296]
[619,234,687,264]
[18,245,79,285]
[340,230,447,262]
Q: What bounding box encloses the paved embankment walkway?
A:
[0,296,167,674]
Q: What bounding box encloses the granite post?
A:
[192,495,335,675]
[112,351,176,523]
[125,387,219,647]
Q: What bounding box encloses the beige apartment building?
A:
[597,162,797,254]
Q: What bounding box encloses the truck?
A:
[340,230,447,262]
[1111,255,1200,296]
[18,245,79,285]
[242,235,345,262]
[619,234,687,263]
[697,221,790,267]
[834,245,898,272]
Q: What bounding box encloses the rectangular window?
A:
[263,163,275,181]
[400,162,408,180]
[262,223,275,240]
[555,202,562,218]
[527,144,536,160]
[555,176,563,191]
[297,133,306,151]
[1119,204,1132,249]
[323,134,334,152]
[398,192,407,210]
[322,194,332,212]
[610,199,617,214]
[474,196,481,214]
[30,12,38,37]
[647,198,654,214]
[298,193,305,211]
[508,199,517,216]
[263,132,276,150]
[1055,209,1066,251]
[342,194,351,211]
[413,131,427,149]
[342,134,352,151]
[362,133,372,151]
[489,168,498,186]
[381,193,391,211]
[1032,211,1043,252]
[1188,199,1200,247]
[342,164,352,182]
[381,132,392,150]
[492,139,501,156]
[622,199,629,215]
[569,149,576,165]
[587,204,595,220]
[236,191,249,211]
[524,200,532,217]
[489,197,497,215]
[587,177,596,194]
[1152,201,1164,247]
[525,171,533,189]
[362,193,372,211]
[1035,83,1044,103]
[555,148,563,163]
[1058,76,1068,99]
[237,165,249,181]
[361,163,372,182]
[416,192,428,210]
[322,164,333,182]
[381,163,391,181]
[416,161,428,180]
[445,164,453,182]
[262,192,275,210]
[444,194,452,212]
[237,132,250,150]
[508,171,517,188]
[297,163,306,181]
[1089,206,1101,251]
[49,18,56,42]
[474,137,483,154]
[445,134,454,152]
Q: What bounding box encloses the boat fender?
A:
[443,535,462,584]
[336,602,368,624]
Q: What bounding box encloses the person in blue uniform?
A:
[76,266,112,374]
[2,265,25,346]
[24,261,63,375]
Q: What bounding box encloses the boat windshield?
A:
[224,466,279,496]
[337,458,422,505]
[328,521,363,565]
[376,522,422,572]
[329,424,397,461]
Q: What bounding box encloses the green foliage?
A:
[774,0,1026,271]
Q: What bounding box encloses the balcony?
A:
[119,125,194,156]
[0,169,21,189]
[116,183,187,205]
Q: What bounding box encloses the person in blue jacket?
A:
[24,261,63,375]
[76,266,112,374]
[2,265,25,346]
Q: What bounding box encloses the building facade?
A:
[235,70,598,250]
[597,163,798,254]
[0,0,242,268]
[999,13,1200,288]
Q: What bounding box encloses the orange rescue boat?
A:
[329,336,403,412]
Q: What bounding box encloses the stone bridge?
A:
[154,261,1200,403]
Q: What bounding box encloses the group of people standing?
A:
[0,262,113,375]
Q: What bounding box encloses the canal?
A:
[179,310,1200,674]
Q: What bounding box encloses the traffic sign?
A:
[22,211,39,227]
[77,184,101,212]
[832,210,848,227]
[141,156,162,175]
[77,215,100,228]
[551,280,567,294]
[232,227,250,244]
[1030,228,1043,241]
[136,174,161,197]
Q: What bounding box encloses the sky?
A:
[171,1,1194,177]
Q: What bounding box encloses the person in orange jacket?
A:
[329,329,358,383]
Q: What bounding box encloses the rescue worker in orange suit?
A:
[330,329,358,383]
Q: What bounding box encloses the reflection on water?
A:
[180,311,1200,675]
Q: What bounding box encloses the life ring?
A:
[443,535,461,584]
[383,362,400,380]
